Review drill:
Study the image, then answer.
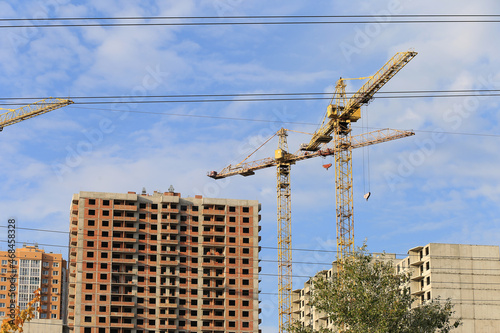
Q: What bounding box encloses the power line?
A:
[0,226,69,234]
[2,16,500,29]
[3,14,500,22]
[3,89,500,105]
[48,93,500,104]
[0,239,339,265]
[67,105,500,139]
[70,105,318,125]
[2,238,500,262]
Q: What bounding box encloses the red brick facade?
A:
[68,191,261,333]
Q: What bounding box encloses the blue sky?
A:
[1,1,500,331]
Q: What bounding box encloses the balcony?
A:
[109,322,134,328]
[111,258,137,264]
[110,311,135,317]
[111,279,134,286]
[158,302,178,309]
[114,204,138,212]
[159,258,178,266]
[113,226,138,232]
[112,237,137,243]
[202,260,225,267]
[412,289,425,296]
[112,246,136,253]
[110,300,135,307]
[202,216,226,225]
[110,287,133,295]
[203,250,224,257]
[160,238,179,244]
[410,274,424,281]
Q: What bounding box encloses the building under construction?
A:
[291,243,500,332]
[68,190,261,333]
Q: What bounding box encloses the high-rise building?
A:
[292,243,500,332]
[398,243,500,332]
[68,190,261,333]
[0,244,67,322]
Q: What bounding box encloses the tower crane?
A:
[0,97,74,131]
[208,50,417,332]
[300,50,417,264]
[208,128,414,329]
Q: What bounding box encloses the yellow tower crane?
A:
[300,50,417,264]
[208,50,417,332]
[0,97,74,131]
[208,128,414,331]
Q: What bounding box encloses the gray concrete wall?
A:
[23,319,64,333]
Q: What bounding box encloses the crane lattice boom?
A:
[207,129,414,179]
[0,98,74,131]
[303,50,417,152]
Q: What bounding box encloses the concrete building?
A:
[68,190,261,333]
[23,319,66,333]
[291,253,396,330]
[398,243,500,332]
[291,243,500,333]
[0,245,67,324]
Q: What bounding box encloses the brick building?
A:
[0,245,67,321]
[68,190,261,333]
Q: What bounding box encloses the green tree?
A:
[288,246,461,333]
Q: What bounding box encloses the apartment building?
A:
[292,243,500,333]
[68,190,261,333]
[398,243,500,332]
[0,245,67,321]
[291,253,396,330]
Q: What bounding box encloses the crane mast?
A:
[0,97,74,131]
[276,129,293,330]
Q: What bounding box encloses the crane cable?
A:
[362,105,371,201]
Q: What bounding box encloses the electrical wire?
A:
[2,237,500,262]
[3,14,500,22]
[2,88,500,100]
[65,105,500,139]
[2,15,500,29]
[3,89,500,107]
[70,105,317,125]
